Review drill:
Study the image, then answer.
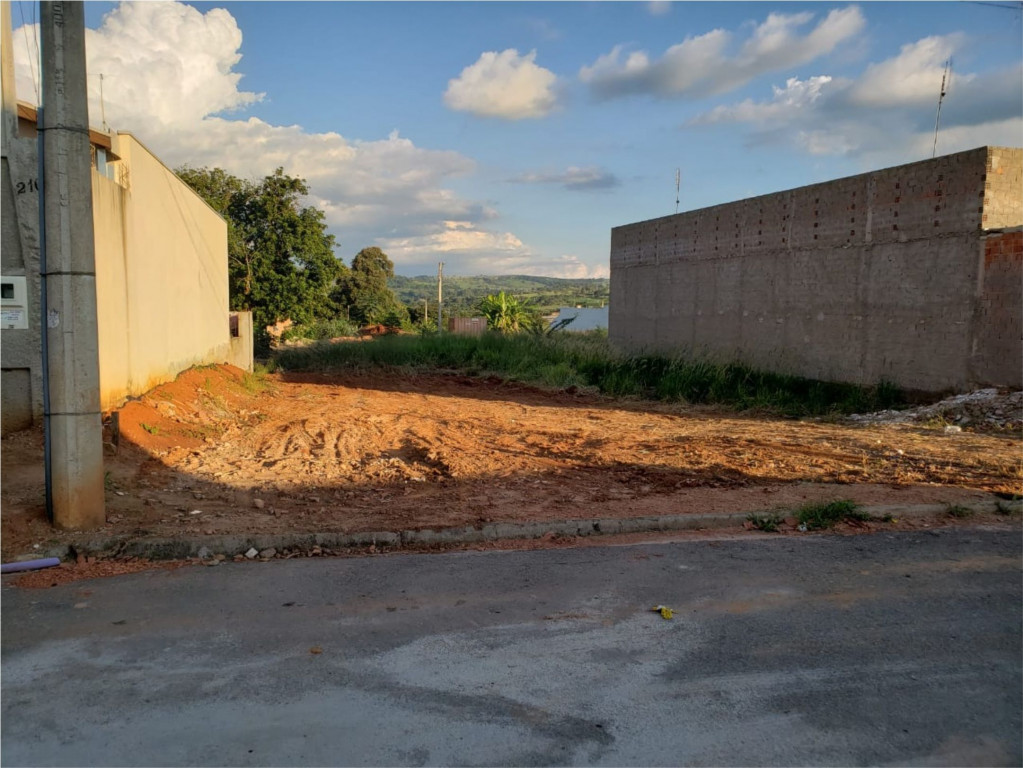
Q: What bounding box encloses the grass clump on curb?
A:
[272,333,904,417]
[946,504,974,519]
[746,513,783,532]
[795,499,868,530]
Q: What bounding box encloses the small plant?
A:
[240,369,273,395]
[879,513,897,523]
[104,471,113,489]
[141,422,160,435]
[796,499,868,530]
[746,512,783,532]
[946,504,973,519]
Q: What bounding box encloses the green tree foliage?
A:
[176,166,345,346]
[478,291,537,333]
[390,274,609,318]
[331,247,409,327]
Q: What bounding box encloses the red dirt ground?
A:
[2,364,1019,560]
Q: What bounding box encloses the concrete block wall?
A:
[610,146,1022,393]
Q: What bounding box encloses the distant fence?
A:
[448,317,488,336]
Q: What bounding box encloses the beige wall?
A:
[93,134,235,410]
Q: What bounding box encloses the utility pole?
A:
[422,298,428,325]
[437,262,444,334]
[40,1,105,529]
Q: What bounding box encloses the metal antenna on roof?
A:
[931,59,951,158]
[674,168,680,214]
[88,72,109,131]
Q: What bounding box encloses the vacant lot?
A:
[1,364,1018,557]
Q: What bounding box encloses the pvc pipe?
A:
[1,557,61,574]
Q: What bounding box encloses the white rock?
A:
[244,547,258,559]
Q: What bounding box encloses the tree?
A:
[331,247,409,327]
[176,166,345,347]
[478,291,536,333]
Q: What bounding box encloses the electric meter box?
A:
[0,276,29,330]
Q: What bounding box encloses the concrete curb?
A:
[35,498,1020,562]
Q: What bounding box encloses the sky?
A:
[10,1,1023,277]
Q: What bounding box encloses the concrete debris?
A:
[188,509,202,515]
[849,389,1022,430]
[244,547,259,559]
[258,548,277,560]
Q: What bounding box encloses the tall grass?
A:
[272,332,903,416]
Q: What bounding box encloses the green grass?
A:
[272,333,904,416]
[240,366,274,395]
[280,318,359,343]
[946,504,974,519]
[746,512,783,532]
[795,499,868,530]
[141,422,160,435]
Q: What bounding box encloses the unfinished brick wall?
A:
[610,146,1022,393]
[972,228,1023,386]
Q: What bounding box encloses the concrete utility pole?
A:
[40,1,105,529]
[437,262,444,334]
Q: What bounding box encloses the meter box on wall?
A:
[1,276,29,330]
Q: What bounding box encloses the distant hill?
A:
[389,274,610,317]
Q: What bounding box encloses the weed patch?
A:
[141,422,159,435]
[746,512,783,532]
[946,504,974,519]
[795,499,867,530]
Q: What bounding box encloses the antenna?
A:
[931,58,951,158]
[88,73,109,131]
[674,168,680,214]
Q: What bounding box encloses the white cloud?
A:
[647,2,672,17]
[10,2,584,276]
[848,35,961,107]
[444,49,558,119]
[580,6,864,99]
[511,165,620,190]
[692,76,833,124]
[686,33,1023,165]
[377,222,608,277]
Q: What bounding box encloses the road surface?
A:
[2,526,1020,766]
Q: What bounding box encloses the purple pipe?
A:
[1,558,62,574]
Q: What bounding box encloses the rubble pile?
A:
[850,389,1022,431]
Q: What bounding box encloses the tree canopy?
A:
[331,246,409,327]
[176,166,345,344]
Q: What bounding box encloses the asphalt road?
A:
[2,526,1020,767]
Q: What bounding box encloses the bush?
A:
[280,317,358,343]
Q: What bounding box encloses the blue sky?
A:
[12,1,1023,277]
